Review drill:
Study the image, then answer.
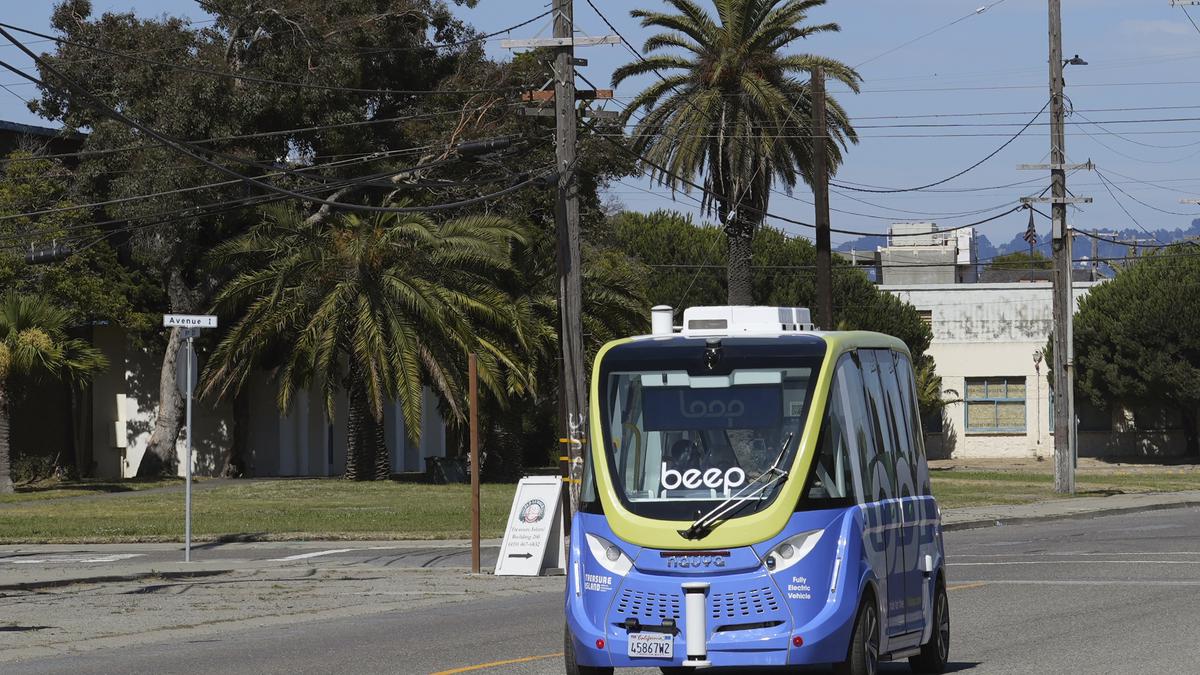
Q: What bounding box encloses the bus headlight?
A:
[585,533,633,576]
[765,529,824,574]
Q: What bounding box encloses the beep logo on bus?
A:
[660,463,746,492]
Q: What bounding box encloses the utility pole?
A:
[811,66,833,331]
[1019,1,1092,495]
[504,4,617,518]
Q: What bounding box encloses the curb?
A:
[0,568,231,593]
[942,497,1200,532]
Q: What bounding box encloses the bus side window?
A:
[877,350,917,501]
[894,352,932,497]
[807,360,853,501]
[856,350,895,502]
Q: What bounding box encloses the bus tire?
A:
[564,624,613,675]
[834,596,881,675]
[909,580,950,673]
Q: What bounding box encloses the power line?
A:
[828,101,1049,193]
[854,0,1012,68]
[0,33,551,214]
[0,19,540,96]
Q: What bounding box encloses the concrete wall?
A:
[883,282,1095,459]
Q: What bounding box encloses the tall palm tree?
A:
[202,203,526,481]
[0,293,107,493]
[613,0,860,304]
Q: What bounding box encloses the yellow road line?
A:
[948,581,988,592]
[429,652,563,674]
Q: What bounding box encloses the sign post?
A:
[163,314,218,562]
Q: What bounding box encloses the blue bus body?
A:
[565,309,949,673]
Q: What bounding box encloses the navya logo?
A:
[660,463,746,492]
[661,551,731,568]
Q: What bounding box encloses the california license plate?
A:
[627,632,673,658]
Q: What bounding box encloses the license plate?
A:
[627,632,673,658]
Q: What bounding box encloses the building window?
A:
[965,377,1026,433]
[917,310,933,329]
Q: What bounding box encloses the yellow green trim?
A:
[588,330,908,550]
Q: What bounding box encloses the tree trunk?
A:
[222,390,251,477]
[0,385,12,494]
[138,266,193,477]
[725,217,755,305]
[345,374,367,480]
[371,412,391,481]
[137,325,184,477]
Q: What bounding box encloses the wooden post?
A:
[469,353,481,574]
[553,0,587,516]
[811,66,833,331]
[1048,0,1076,494]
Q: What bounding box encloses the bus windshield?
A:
[601,367,816,520]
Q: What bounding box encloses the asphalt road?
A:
[6,507,1200,674]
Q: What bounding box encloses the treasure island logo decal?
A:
[519,498,546,524]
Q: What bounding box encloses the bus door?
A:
[856,350,907,639]
[879,351,924,636]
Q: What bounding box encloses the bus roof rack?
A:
[680,306,814,337]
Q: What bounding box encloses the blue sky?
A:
[2,0,1200,247]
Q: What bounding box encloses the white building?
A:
[86,325,448,479]
[883,281,1190,460]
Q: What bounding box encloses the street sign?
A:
[163,314,217,328]
[494,476,564,576]
[162,314,217,563]
[175,343,198,398]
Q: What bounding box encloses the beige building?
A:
[883,281,1190,460]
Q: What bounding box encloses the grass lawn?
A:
[930,469,1200,509]
[2,469,1199,543]
[0,480,517,544]
[0,478,183,505]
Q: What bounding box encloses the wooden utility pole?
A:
[1020,2,1091,494]
[811,66,833,331]
[1048,0,1076,495]
[505,3,616,521]
[469,353,480,574]
[552,0,587,516]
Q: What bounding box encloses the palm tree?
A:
[613,0,860,304]
[0,293,107,493]
[202,203,526,480]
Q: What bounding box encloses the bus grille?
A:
[711,586,781,619]
[616,588,682,620]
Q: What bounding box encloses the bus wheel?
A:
[909,580,950,673]
[834,597,880,675]
[564,624,613,675]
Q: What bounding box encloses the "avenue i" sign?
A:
[163,314,218,328]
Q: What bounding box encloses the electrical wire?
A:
[0,32,551,214]
[0,16,548,95]
[853,0,1009,69]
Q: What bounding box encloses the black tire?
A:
[909,580,950,674]
[834,596,881,675]
[564,624,613,675]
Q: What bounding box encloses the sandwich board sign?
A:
[494,476,564,576]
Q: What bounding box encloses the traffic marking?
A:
[5,554,144,564]
[269,548,354,562]
[429,652,562,674]
[947,581,988,592]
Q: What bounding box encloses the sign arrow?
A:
[508,553,534,559]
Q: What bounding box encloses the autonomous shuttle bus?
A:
[565,306,949,675]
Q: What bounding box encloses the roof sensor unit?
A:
[681,307,814,337]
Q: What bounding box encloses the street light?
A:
[1063,54,1088,66]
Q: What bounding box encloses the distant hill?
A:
[836,219,1200,266]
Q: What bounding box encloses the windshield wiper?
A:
[677,432,794,541]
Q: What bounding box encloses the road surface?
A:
[4,507,1200,674]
